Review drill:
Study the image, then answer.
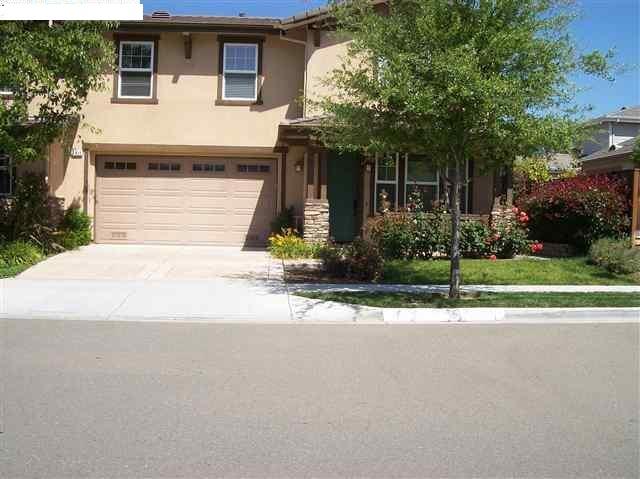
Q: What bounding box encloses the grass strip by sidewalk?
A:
[296,291,640,309]
[383,258,639,285]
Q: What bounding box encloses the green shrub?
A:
[2,173,60,253]
[412,207,451,258]
[489,222,532,259]
[589,238,640,275]
[369,214,414,259]
[268,228,322,259]
[0,241,44,267]
[270,206,296,234]
[460,221,491,258]
[319,239,383,282]
[58,208,92,249]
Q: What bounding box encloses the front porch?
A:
[277,119,512,243]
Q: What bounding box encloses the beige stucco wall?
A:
[303,29,350,116]
[74,32,305,148]
[48,30,310,213]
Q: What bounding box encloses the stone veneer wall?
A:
[489,204,516,230]
[303,199,330,243]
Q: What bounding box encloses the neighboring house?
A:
[581,136,640,247]
[15,7,501,246]
[581,105,640,157]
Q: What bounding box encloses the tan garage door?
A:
[95,156,276,246]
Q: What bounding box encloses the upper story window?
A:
[222,43,258,101]
[0,155,14,196]
[118,41,154,99]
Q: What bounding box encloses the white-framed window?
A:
[222,43,258,101]
[118,40,154,99]
[375,153,399,213]
[405,154,439,210]
[0,155,13,196]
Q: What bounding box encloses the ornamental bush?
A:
[268,228,322,259]
[58,208,92,250]
[318,238,383,282]
[589,237,640,275]
[517,174,631,250]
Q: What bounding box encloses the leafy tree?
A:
[0,21,115,164]
[313,0,613,297]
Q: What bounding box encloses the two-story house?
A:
[40,7,500,247]
[581,106,640,157]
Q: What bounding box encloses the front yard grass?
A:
[296,291,640,309]
[383,258,639,285]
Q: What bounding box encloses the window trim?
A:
[112,35,159,105]
[374,153,399,213]
[216,36,264,105]
[222,43,259,102]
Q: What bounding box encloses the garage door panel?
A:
[96,156,276,245]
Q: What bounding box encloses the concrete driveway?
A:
[19,244,283,281]
[2,245,367,322]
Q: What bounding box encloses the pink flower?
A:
[512,207,519,214]
[489,255,497,261]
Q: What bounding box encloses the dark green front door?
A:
[328,151,360,242]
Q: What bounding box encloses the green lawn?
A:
[296,291,640,309]
[0,263,33,278]
[383,258,639,285]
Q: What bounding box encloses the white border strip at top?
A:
[0,3,143,20]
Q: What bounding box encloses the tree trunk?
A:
[449,158,462,299]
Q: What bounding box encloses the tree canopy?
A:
[0,21,115,164]
[313,0,613,297]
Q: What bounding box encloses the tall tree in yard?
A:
[314,0,613,298]
[0,21,115,164]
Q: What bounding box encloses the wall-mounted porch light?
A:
[294,161,304,173]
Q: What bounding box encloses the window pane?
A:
[0,156,10,194]
[120,71,152,97]
[376,184,396,212]
[121,43,152,69]
[224,44,257,72]
[377,154,397,182]
[407,155,437,183]
[224,73,256,99]
[406,184,437,211]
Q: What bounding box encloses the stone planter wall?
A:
[303,199,330,243]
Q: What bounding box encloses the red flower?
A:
[489,254,497,261]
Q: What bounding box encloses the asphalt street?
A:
[1,320,638,478]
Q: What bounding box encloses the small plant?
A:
[270,207,296,234]
[0,241,44,267]
[589,238,640,275]
[319,238,383,282]
[268,228,322,259]
[58,208,92,250]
